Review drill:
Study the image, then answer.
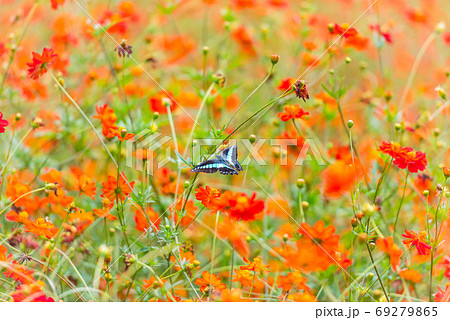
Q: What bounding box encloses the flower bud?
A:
[283,233,289,242]
[162,98,171,108]
[373,289,382,300]
[433,128,440,137]
[384,91,392,102]
[347,120,354,129]
[15,113,22,122]
[153,112,159,120]
[367,273,374,281]
[202,46,209,55]
[302,201,309,210]
[249,134,256,144]
[435,86,447,100]
[423,190,430,197]
[351,217,358,228]
[296,178,305,189]
[345,57,352,64]
[394,122,402,131]
[356,211,364,220]
[32,117,44,129]
[213,73,226,88]
[184,180,190,189]
[270,54,280,65]
[327,23,335,33]
[435,22,445,34]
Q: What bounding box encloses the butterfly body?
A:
[191,145,243,175]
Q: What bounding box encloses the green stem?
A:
[393,171,409,241]
[209,210,220,301]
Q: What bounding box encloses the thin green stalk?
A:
[209,210,220,301]
[429,180,446,301]
[225,63,275,128]
[0,128,33,177]
[393,171,409,241]
[46,211,70,271]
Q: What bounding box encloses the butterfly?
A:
[191,145,244,175]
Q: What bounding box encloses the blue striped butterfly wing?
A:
[191,158,238,175]
[220,145,243,172]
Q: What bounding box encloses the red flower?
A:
[11,280,54,302]
[215,191,265,221]
[278,77,296,91]
[50,0,65,9]
[277,104,309,122]
[93,104,118,138]
[370,24,392,43]
[0,112,9,133]
[435,283,450,302]
[27,47,58,80]
[402,230,431,255]
[331,23,358,38]
[393,150,427,173]
[378,141,427,173]
[195,186,221,209]
[378,141,410,158]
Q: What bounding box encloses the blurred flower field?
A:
[1,0,450,302]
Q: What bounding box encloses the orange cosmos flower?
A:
[399,269,423,283]
[299,220,339,252]
[195,186,221,209]
[23,217,58,239]
[134,207,160,231]
[27,47,58,80]
[241,256,270,275]
[108,127,135,141]
[277,271,310,292]
[277,104,309,122]
[233,269,254,287]
[3,261,35,284]
[93,104,118,138]
[232,25,257,56]
[219,288,252,301]
[0,245,11,261]
[443,167,450,178]
[287,291,317,302]
[93,198,117,221]
[194,271,226,295]
[40,168,62,185]
[376,236,403,271]
[402,230,431,255]
[101,174,135,202]
[142,276,166,290]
